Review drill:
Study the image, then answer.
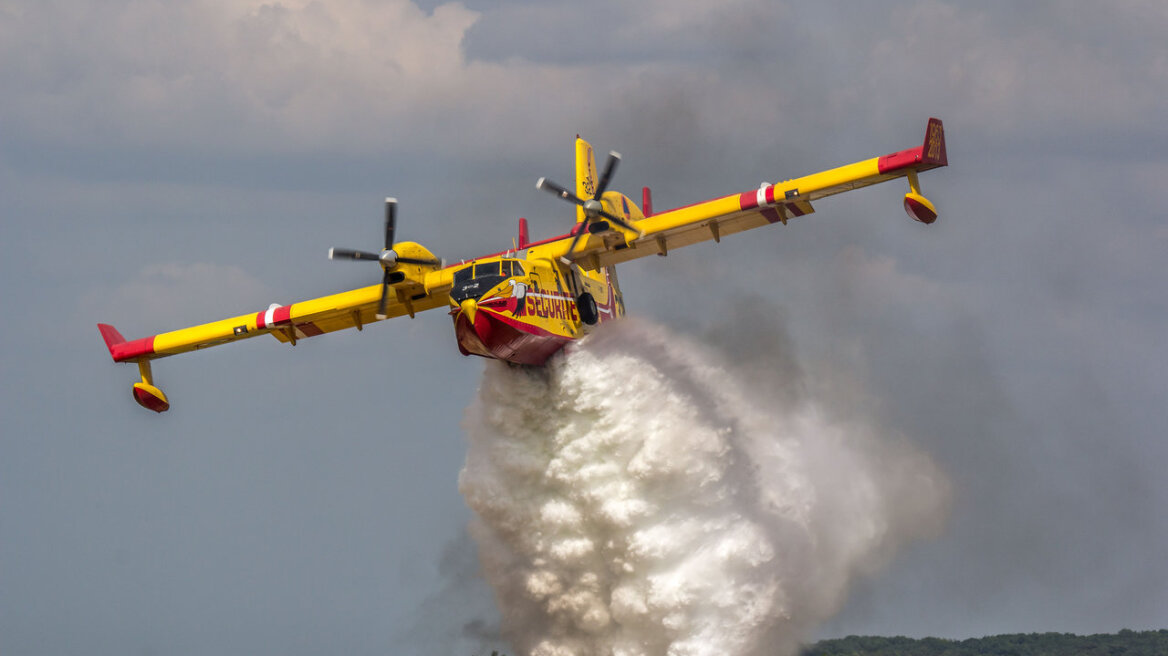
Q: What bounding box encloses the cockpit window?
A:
[502,259,525,276]
[450,260,510,303]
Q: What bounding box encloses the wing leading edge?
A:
[98,283,449,363]
[559,118,948,269]
[98,269,450,411]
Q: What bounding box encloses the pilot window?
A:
[476,261,501,277]
[449,260,509,304]
[503,259,525,276]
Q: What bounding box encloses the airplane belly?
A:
[453,309,572,366]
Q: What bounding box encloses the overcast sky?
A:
[3,1,1167,654]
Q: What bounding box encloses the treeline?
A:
[801,629,1168,656]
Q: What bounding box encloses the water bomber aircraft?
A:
[98,119,948,412]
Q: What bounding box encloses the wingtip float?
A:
[99,118,948,412]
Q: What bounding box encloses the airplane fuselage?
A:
[446,252,625,365]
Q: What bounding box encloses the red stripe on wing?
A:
[272,306,292,325]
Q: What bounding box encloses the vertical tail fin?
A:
[922,117,947,168]
[575,136,598,224]
[97,323,127,353]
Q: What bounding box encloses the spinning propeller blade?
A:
[329,198,440,319]
[384,197,396,250]
[328,248,380,262]
[536,177,584,206]
[593,151,620,198]
[594,207,638,233]
[377,269,391,319]
[562,223,588,261]
[537,149,640,261]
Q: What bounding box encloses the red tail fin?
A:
[97,323,126,350]
[921,117,947,168]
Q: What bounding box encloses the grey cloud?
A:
[3,0,1167,653]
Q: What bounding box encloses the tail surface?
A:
[575,136,598,224]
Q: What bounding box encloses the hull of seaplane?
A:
[452,301,574,366]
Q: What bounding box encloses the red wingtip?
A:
[97,323,156,362]
[97,323,126,351]
[877,117,949,175]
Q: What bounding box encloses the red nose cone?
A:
[904,192,938,224]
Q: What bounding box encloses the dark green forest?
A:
[800,629,1168,656]
[479,631,1168,656]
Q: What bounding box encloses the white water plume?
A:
[459,317,950,656]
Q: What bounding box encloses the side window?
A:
[476,261,501,277]
[511,260,525,276]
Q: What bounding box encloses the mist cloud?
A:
[460,319,949,655]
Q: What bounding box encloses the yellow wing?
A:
[99,267,447,363]
[98,250,450,411]
[548,118,947,269]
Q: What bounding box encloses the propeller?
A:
[329,198,440,319]
[536,150,641,262]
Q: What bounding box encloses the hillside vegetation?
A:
[801,629,1168,656]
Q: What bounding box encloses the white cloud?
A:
[4,0,528,154]
[6,0,1168,646]
[0,0,823,163]
[9,0,1161,176]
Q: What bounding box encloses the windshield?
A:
[453,266,473,286]
[450,260,520,303]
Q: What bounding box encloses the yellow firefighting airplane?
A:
[99,119,948,412]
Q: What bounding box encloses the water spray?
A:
[460,318,949,656]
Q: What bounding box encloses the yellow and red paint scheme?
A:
[450,257,624,365]
[99,119,947,412]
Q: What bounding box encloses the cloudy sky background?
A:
[3,1,1166,654]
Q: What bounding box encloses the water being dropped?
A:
[460,318,949,656]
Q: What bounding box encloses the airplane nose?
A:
[460,298,478,325]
